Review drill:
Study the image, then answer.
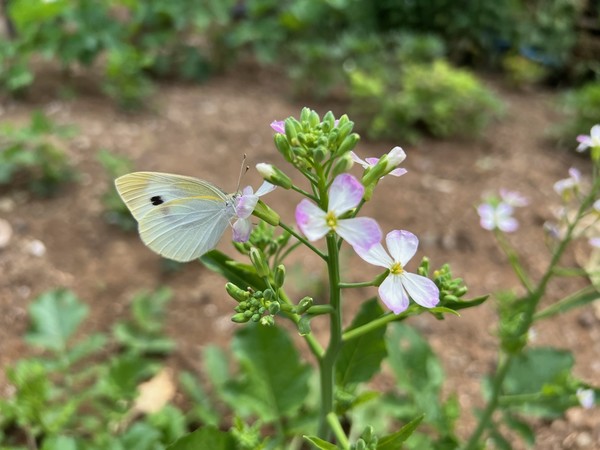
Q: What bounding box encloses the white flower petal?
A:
[386,146,406,166]
[401,272,439,308]
[336,217,382,249]
[386,230,418,265]
[477,204,496,230]
[350,151,369,168]
[256,181,276,197]
[591,124,600,140]
[328,174,364,215]
[295,199,328,241]
[354,241,393,268]
[379,274,409,314]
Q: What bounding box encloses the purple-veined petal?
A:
[386,230,418,265]
[232,218,252,242]
[401,272,439,308]
[235,193,259,219]
[379,274,409,314]
[270,120,285,134]
[328,174,364,215]
[365,157,379,166]
[255,181,276,197]
[336,217,382,249]
[295,199,329,241]
[354,241,394,268]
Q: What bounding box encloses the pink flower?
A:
[295,174,381,249]
[350,146,407,177]
[233,181,276,242]
[576,125,600,152]
[477,202,518,232]
[270,120,285,134]
[553,168,581,197]
[354,230,439,314]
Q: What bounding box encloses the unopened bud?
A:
[274,134,293,162]
[274,265,286,288]
[298,316,311,336]
[337,133,359,156]
[314,146,327,162]
[252,200,280,226]
[268,302,280,314]
[226,282,250,303]
[256,163,292,189]
[331,153,354,178]
[231,313,250,323]
[296,296,314,314]
[249,247,270,278]
[260,315,275,326]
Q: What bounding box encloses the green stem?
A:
[307,305,335,315]
[317,233,343,438]
[462,356,513,450]
[279,290,324,359]
[279,221,327,261]
[291,184,317,201]
[327,412,350,449]
[342,310,412,342]
[494,230,534,293]
[339,280,377,289]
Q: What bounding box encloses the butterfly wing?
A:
[138,197,236,262]
[115,172,230,221]
[115,172,237,262]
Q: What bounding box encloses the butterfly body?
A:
[115,172,238,262]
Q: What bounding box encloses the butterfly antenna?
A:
[236,154,249,193]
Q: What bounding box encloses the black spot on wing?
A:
[150,195,164,206]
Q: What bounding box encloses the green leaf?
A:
[224,324,311,422]
[337,298,387,386]
[386,323,445,428]
[534,287,599,321]
[201,250,267,290]
[377,414,424,450]
[442,295,488,311]
[166,426,236,450]
[40,435,78,450]
[303,435,340,449]
[203,345,231,397]
[25,289,88,353]
[503,413,535,446]
[179,371,220,427]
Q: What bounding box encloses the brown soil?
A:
[0,67,599,449]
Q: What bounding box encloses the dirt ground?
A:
[0,66,599,449]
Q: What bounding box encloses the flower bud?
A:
[274,134,293,162]
[263,288,274,300]
[268,301,280,314]
[252,200,280,226]
[251,313,261,322]
[226,283,250,303]
[274,264,286,288]
[231,313,250,323]
[331,153,354,178]
[260,315,275,326]
[314,146,327,162]
[336,133,360,156]
[308,110,320,128]
[249,247,270,278]
[256,163,293,189]
[335,121,354,146]
[296,296,314,314]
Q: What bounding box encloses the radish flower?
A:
[295,174,381,249]
[233,181,276,242]
[351,146,407,177]
[553,168,581,197]
[500,189,529,207]
[478,202,518,232]
[354,230,439,314]
[270,120,285,134]
[576,388,595,409]
[576,125,600,152]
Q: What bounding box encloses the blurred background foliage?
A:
[0,0,599,141]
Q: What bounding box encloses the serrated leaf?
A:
[303,435,340,449]
[201,250,267,290]
[377,414,424,450]
[224,324,311,422]
[337,298,387,386]
[25,289,88,353]
[166,426,236,450]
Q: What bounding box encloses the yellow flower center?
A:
[390,262,403,275]
[326,211,338,229]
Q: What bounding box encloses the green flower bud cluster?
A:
[273,108,359,175]
[418,260,468,303]
[228,284,280,325]
[352,426,378,450]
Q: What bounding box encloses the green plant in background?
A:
[0,287,181,449]
[349,60,503,143]
[555,81,600,148]
[97,149,138,231]
[0,111,76,195]
[502,54,549,88]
